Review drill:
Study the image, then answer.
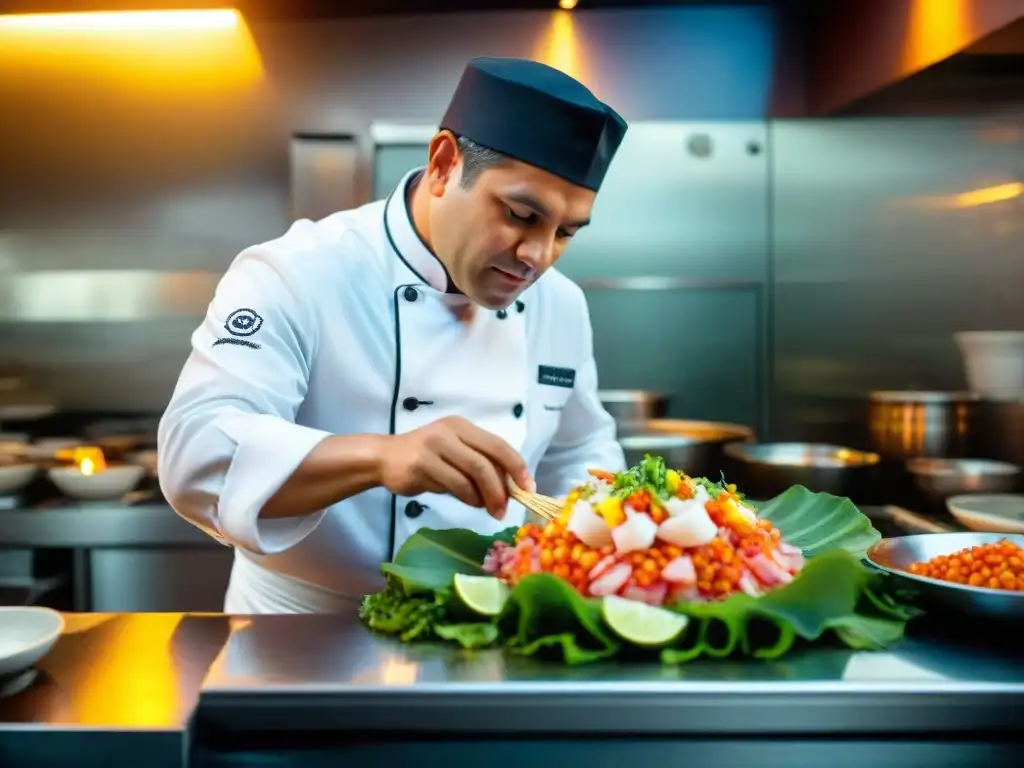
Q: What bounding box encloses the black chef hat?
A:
[440,57,628,193]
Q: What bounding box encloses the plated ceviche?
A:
[483,456,805,607]
[361,454,914,663]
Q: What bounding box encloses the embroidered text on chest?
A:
[538,365,576,389]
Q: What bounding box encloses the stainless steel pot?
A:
[724,442,880,499]
[599,390,669,424]
[906,458,1021,506]
[867,390,977,459]
[617,419,753,479]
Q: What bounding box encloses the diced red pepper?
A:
[625,490,651,513]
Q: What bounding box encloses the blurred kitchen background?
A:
[0,0,1022,613]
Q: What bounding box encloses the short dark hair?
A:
[456,136,507,189]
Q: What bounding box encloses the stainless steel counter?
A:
[1,613,232,767]
[3,611,1022,768]
[0,504,230,613]
[197,610,1024,738]
[0,503,220,548]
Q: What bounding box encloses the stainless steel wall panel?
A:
[771,115,1024,446]
[560,123,770,284]
[289,134,361,221]
[585,286,764,432]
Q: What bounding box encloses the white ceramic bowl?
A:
[48,464,145,501]
[0,606,64,676]
[954,331,1024,399]
[0,404,57,422]
[0,463,38,495]
[947,494,1024,535]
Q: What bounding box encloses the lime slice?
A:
[453,574,510,617]
[601,594,689,647]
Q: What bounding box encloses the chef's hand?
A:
[378,416,534,520]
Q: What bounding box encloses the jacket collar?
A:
[383,168,459,294]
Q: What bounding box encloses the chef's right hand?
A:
[378,416,534,520]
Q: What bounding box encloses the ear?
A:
[425,130,460,197]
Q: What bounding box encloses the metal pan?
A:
[865,532,1024,621]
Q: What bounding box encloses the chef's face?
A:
[423,133,596,309]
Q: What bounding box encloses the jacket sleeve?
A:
[157,247,334,556]
[533,294,625,496]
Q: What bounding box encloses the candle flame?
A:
[66,446,107,475]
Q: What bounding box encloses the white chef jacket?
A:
[157,168,625,613]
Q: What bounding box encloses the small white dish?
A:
[0,440,31,458]
[0,606,64,677]
[0,404,57,422]
[947,494,1024,534]
[48,464,145,501]
[32,437,83,454]
[29,437,85,461]
[0,463,38,495]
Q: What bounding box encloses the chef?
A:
[158,57,629,613]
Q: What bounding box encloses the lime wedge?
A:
[453,574,510,617]
[601,594,689,647]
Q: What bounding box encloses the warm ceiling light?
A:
[558,0,578,9]
[0,9,240,31]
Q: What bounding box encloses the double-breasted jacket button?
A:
[512,402,524,418]
[403,286,418,302]
[405,500,425,518]
[515,300,525,313]
[496,309,508,320]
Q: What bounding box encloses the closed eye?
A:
[507,206,535,224]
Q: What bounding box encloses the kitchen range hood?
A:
[1,0,1019,116]
[806,0,1024,116]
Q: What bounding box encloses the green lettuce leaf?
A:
[360,484,915,664]
[506,573,620,664]
[752,485,881,559]
[434,622,500,649]
[380,527,516,594]
[358,580,500,649]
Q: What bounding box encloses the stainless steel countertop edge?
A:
[196,688,1024,734]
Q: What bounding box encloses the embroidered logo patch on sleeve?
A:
[213,308,264,349]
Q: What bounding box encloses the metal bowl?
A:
[599,390,669,424]
[906,458,1021,506]
[617,419,753,479]
[866,532,1024,621]
[724,442,879,499]
[867,390,977,459]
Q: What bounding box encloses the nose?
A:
[515,237,555,275]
